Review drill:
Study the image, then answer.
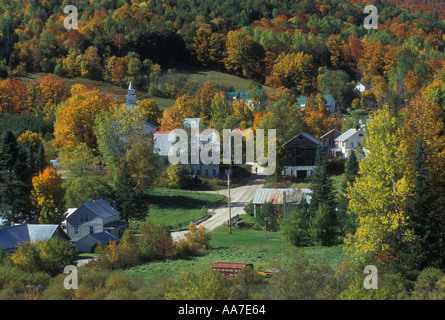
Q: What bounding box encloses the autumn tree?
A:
[159,103,186,132]
[271,52,316,95]
[301,94,340,138]
[37,73,70,118]
[344,106,412,264]
[31,167,67,225]
[80,46,103,80]
[137,99,162,125]
[224,30,265,79]
[54,84,117,151]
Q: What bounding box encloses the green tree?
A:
[0,131,35,223]
[281,203,311,246]
[64,176,113,208]
[337,150,359,237]
[256,202,277,232]
[309,143,337,245]
[398,139,445,281]
[113,160,146,222]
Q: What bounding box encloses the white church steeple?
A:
[125,81,138,110]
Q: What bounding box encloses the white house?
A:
[153,118,220,178]
[332,127,365,158]
[354,81,370,93]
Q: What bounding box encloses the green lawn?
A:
[125,215,348,285]
[143,188,227,230]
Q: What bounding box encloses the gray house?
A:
[0,224,70,254]
[65,199,128,243]
[75,231,120,253]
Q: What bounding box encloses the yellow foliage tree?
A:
[344,106,413,264]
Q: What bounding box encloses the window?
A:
[351,142,354,148]
[89,226,94,234]
[80,213,88,223]
[74,226,79,235]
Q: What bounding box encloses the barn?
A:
[282,133,319,178]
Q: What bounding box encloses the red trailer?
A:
[210,262,253,277]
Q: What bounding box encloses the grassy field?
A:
[125,215,348,285]
[144,188,227,230]
[173,67,274,94]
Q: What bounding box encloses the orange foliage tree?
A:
[53,84,117,151]
[38,73,70,118]
[301,94,341,138]
[31,167,66,224]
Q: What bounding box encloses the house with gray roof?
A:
[0,224,69,253]
[75,231,120,253]
[332,127,365,158]
[65,199,128,243]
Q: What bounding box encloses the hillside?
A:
[388,0,445,18]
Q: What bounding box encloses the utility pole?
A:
[228,167,232,234]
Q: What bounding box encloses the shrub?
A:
[269,251,333,300]
[9,238,76,276]
[175,223,212,257]
[137,221,176,261]
[164,270,230,300]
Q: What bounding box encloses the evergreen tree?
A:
[282,199,311,246]
[114,160,147,222]
[311,203,337,246]
[337,150,359,237]
[36,142,47,173]
[398,139,445,281]
[309,143,337,216]
[0,132,36,223]
[308,143,338,245]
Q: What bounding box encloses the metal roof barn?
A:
[252,188,312,205]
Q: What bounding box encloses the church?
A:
[124,83,220,178]
[124,81,157,135]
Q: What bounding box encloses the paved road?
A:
[171,172,266,241]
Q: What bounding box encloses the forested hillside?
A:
[0,0,443,93]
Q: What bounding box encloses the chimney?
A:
[92,192,96,201]
[112,201,117,209]
[11,222,15,227]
